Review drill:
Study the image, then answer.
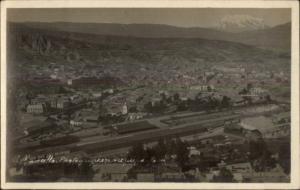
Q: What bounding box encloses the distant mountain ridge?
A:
[11,21,291,51]
[8,22,290,74]
[215,14,270,33]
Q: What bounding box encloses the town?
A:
[6,20,291,183]
[8,60,291,182]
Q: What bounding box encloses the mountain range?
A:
[215,14,270,33]
[8,21,290,74]
[11,21,291,51]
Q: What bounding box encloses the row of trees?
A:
[143,92,232,114]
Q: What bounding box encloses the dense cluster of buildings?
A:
[8,58,291,183]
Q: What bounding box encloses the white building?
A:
[70,119,83,126]
[26,104,45,114]
[92,92,102,98]
[67,79,72,85]
[190,85,215,91]
[122,103,128,115]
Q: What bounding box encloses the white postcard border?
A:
[1,0,299,189]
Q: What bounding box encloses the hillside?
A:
[233,22,291,50]
[8,22,290,74]
[13,21,291,51]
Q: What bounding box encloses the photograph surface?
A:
[4,7,293,183]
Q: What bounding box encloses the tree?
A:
[175,138,189,170]
[78,158,94,181]
[221,95,231,108]
[144,101,153,113]
[128,106,138,113]
[166,139,177,155]
[248,139,266,161]
[278,143,290,174]
[154,139,167,160]
[265,94,272,103]
[173,93,180,102]
[247,83,253,90]
[239,88,248,95]
[98,103,108,116]
[127,143,145,163]
[144,148,155,165]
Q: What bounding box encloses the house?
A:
[190,85,215,92]
[70,118,83,126]
[121,103,128,115]
[188,146,201,157]
[92,91,102,98]
[31,95,48,105]
[57,98,70,109]
[26,104,46,114]
[249,87,268,96]
[104,88,114,94]
[127,112,146,121]
[225,162,253,174]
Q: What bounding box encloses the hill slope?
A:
[13,21,291,51]
[8,22,290,73]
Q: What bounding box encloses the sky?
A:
[7,8,291,28]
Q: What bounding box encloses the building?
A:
[67,79,73,85]
[57,98,70,109]
[26,104,46,114]
[104,88,114,94]
[70,118,83,126]
[190,85,215,92]
[249,87,268,96]
[188,146,201,157]
[122,103,128,115]
[92,92,102,98]
[31,95,48,105]
[225,162,253,174]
